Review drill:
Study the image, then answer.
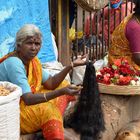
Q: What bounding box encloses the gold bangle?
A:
[44,93,47,102]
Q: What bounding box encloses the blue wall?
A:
[0,0,56,63]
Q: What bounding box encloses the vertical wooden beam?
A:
[49,0,58,37]
[57,0,70,66]
[57,0,62,63]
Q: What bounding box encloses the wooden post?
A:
[57,0,70,66]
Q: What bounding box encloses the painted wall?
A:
[0,0,56,63]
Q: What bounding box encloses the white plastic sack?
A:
[103,54,108,67]
[0,82,22,140]
[72,65,86,85]
[94,59,104,71]
[72,60,105,85]
[51,33,58,61]
[42,61,71,82]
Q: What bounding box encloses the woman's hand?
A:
[61,85,82,96]
[72,54,88,67]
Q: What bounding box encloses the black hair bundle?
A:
[64,62,105,140]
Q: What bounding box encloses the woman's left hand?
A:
[72,54,88,67]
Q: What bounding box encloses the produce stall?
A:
[96,58,140,139]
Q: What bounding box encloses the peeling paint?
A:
[0,0,55,63]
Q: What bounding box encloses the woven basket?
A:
[98,83,140,95]
[74,0,109,12]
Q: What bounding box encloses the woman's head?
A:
[16,24,42,61]
[16,24,42,47]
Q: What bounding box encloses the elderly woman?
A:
[0,24,86,140]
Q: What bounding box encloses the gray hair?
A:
[15,24,42,47]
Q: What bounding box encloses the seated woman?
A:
[108,0,140,70]
[104,0,140,139]
[0,24,86,140]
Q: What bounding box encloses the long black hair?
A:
[64,62,105,140]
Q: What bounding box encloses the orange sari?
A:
[0,53,75,140]
[108,14,140,70]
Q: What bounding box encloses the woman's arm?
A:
[43,64,72,90]
[4,57,82,105]
[22,85,82,105]
[126,18,140,66]
[43,55,87,89]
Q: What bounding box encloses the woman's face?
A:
[17,35,41,61]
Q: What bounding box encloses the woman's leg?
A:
[20,101,64,140]
[20,80,73,140]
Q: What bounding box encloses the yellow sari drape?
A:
[20,57,75,140]
[108,14,140,70]
[0,53,74,140]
